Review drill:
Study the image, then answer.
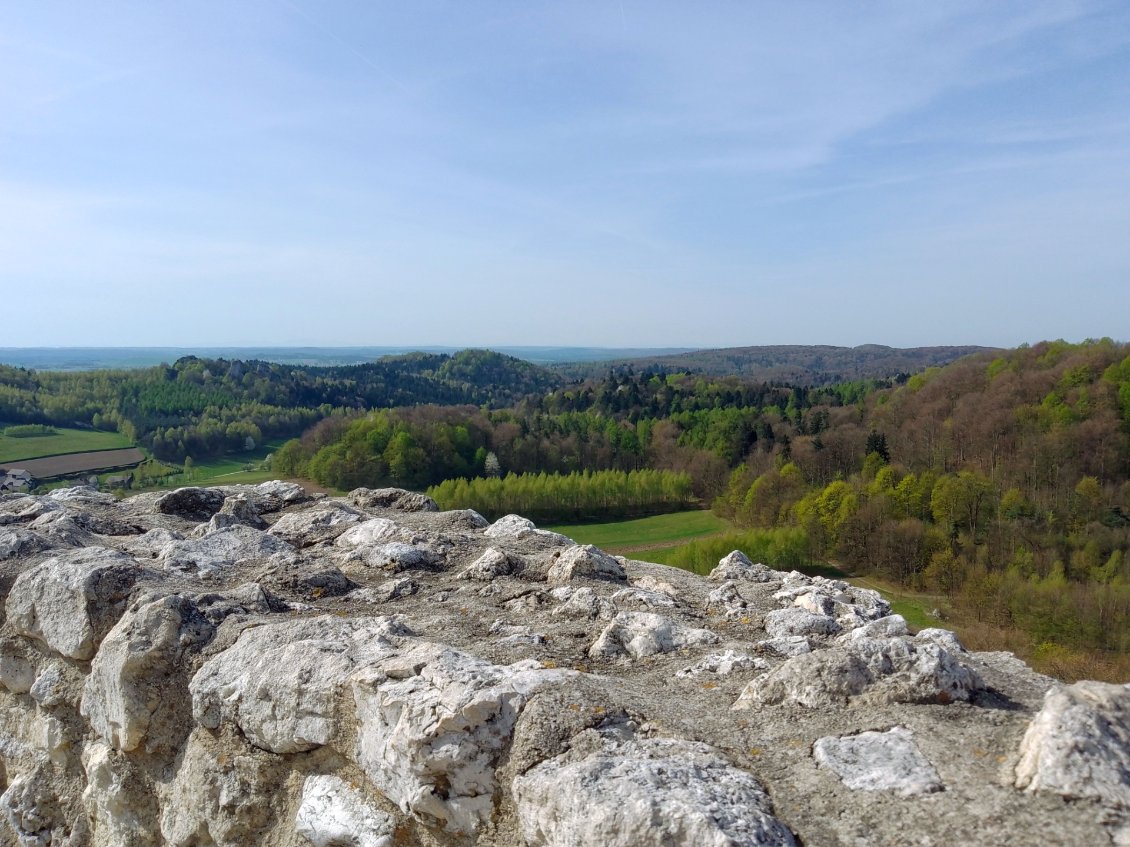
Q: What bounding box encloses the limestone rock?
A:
[7,546,150,660]
[459,547,516,581]
[610,586,678,611]
[28,662,69,708]
[677,650,769,678]
[709,550,777,583]
[191,615,404,754]
[357,542,444,573]
[916,627,966,652]
[0,528,49,560]
[813,727,942,796]
[356,577,419,604]
[295,568,357,600]
[735,649,869,709]
[118,528,184,561]
[351,643,573,835]
[28,510,96,547]
[439,509,491,530]
[764,606,841,638]
[757,636,813,657]
[0,488,1117,847]
[838,614,909,643]
[547,545,626,585]
[0,494,61,523]
[48,485,115,505]
[735,637,984,709]
[631,574,679,597]
[349,487,439,513]
[490,620,546,646]
[512,731,797,847]
[550,587,616,621]
[81,594,214,752]
[295,775,395,847]
[160,525,295,576]
[706,580,747,612]
[773,578,891,633]
[243,479,308,511]
[334,518,416,549]
[484,514,537,538]
[268,503,362,546]
[207,494,267,531]
[1,767,65,847]
[1015,681,1130,807]
[588,611,719,659]
[82,741,159,846]
[159,729,282,847]
[71,510,143,538]
[155,487,227,521]
[0,638,35,694]
[194,582,278,624]
[849,636,984,705]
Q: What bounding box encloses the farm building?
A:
[0,468,34,493]
[105,473,134,489]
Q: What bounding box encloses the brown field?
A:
[8,448,146,479]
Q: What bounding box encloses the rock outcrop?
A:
[0,482,1123,846]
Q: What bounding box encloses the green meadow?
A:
[545,510,728,554]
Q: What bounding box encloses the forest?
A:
[553,343,992,383]
[0,349,560,461]
[711,340,1130,677]
[428,469,694,523]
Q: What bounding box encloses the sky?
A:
[2,1,1129,349]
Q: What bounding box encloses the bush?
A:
[2,424,57,438]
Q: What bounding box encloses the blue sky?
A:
[2,1,1129,348]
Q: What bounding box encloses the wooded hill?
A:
[0,349,561,462]
[0,344,983,464]
[275,338,1130,677]
[552,343,994,384]
[715,339,1130,676]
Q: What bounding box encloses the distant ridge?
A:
[550,344,997,385]
[0,346,699,372]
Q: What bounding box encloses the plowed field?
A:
[4,448,146,479]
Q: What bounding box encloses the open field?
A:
[546,510,728,555]
[11,448,146,479]
[183,439,288,482]
[120,439,291,493]
[0,427,132,464]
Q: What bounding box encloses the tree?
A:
[484,451,501,477]
[865,429,890,462]
[930,471,994,539]
[183,456,195,480]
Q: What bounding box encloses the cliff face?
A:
[0,483,1127,847]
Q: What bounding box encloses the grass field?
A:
[546,510,728,555]
[189,446,283,481]
[0,427,132,464]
